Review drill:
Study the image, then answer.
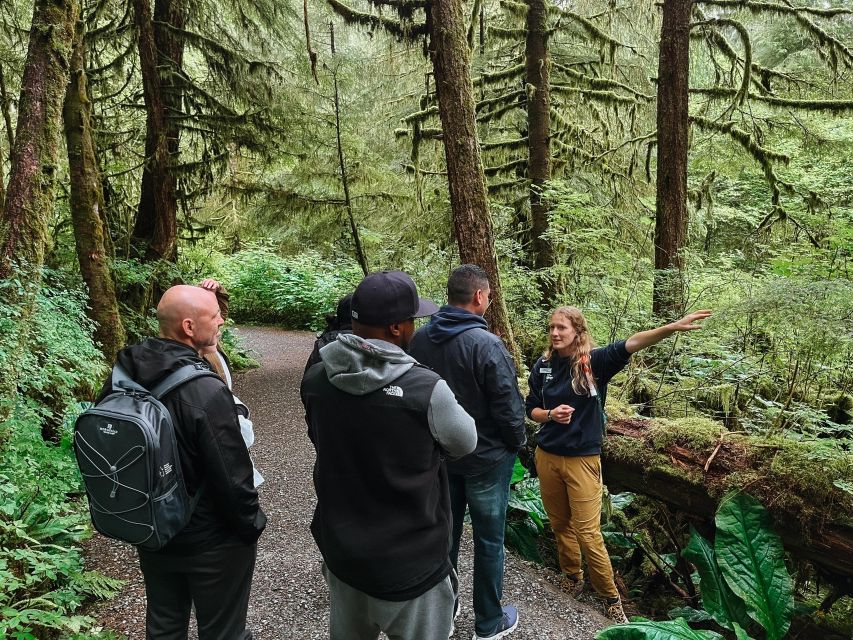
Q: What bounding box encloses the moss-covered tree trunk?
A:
[131,0,181,263]
[525,0,554,300]
[652,0,692,320]
[63,19,126,360]
[428,0,518,357]
[0,0,78,418]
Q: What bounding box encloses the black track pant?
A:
[138,541,257,640]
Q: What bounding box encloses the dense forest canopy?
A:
[0,0,851,637]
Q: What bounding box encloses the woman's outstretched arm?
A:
[625,310,712,354]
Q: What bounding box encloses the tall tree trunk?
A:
[653,0,692,319]
[331,22,369,276]
[131,0,182,263]
[428,0,518,358]
[0,0,78,417]
[64,17,126,360]
[525,0,554,300]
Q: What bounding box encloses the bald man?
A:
[98,285,266,640]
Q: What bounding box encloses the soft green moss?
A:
[647,416,724,451]
[604,414,853,530]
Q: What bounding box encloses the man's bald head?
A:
[157,285,224,351]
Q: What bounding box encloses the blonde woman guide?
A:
[525,306,711,623]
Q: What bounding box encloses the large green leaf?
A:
[504,518,542,562]
[682,526,751,630]
[510,458,526,484]
[596,618,725,640]
[731,622,755,640]
[715,494,794,640]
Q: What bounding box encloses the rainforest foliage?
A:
[0,0,851,637]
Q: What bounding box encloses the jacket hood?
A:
[424,305,488,344]
[319,333,415,395]
[115,337,203,389]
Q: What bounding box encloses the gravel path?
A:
[84,326,611,639]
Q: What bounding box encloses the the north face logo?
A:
[383,385,403,397]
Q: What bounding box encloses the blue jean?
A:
[448,452,516,636]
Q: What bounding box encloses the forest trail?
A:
[84,326,611,639]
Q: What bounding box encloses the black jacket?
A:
[302,358,450,601]
[410,305,526,475]
[99,338,266,554]
[526,340,630,457]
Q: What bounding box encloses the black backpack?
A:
[74,362,218,550]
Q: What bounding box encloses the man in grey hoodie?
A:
[301,270,477,640]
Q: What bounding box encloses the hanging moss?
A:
[402,104,439,123]
[473,63,525,87]
[487,178,526,194]
[488,25,527,40]
[691,18,752,107]
[690,86,853,112]
[394,126,441,139]
[327,0,428,40]
[484,158,526,176]
[475,88,524,112]
[551,84,639,105]
[696,0,853,20]
[552,62,653,100]
[477,100,523,123]
[481,137,528,151]
[555,9,631,51]
[499,0,528,19]
[403,163,447,175]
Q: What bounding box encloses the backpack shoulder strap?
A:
[151,363,220,399]
[111,363,147,393]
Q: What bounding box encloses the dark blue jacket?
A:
[526,341,630,457]
[410,305,526,475]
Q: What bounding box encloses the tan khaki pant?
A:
[535,448,619,599]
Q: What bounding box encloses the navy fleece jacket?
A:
[410,305,526,475]
[526,341,631,457]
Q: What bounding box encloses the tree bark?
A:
[131,0,182,263]
[602,418,853,585]
[653,0,692,319]
[63,18,127,360]
[0,0,78,416]
[428,0,518,358]
[525,0,554,300]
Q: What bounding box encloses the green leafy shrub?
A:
[219,249,362,329]
[1,401,123,639]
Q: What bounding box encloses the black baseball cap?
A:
[351,271,439,326]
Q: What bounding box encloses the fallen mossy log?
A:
[601,416,853,585]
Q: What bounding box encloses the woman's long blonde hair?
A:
[543,306,597,395]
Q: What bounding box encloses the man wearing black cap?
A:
[301,270,477,640]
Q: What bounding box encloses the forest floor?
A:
[83,326,612,639]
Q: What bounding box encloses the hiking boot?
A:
[604,597,628,624]
[472,605,519,640]
[559,573,585,598]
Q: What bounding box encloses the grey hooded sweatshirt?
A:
[301,333,476,600]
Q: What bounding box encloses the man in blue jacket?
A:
[409,264,526,640]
